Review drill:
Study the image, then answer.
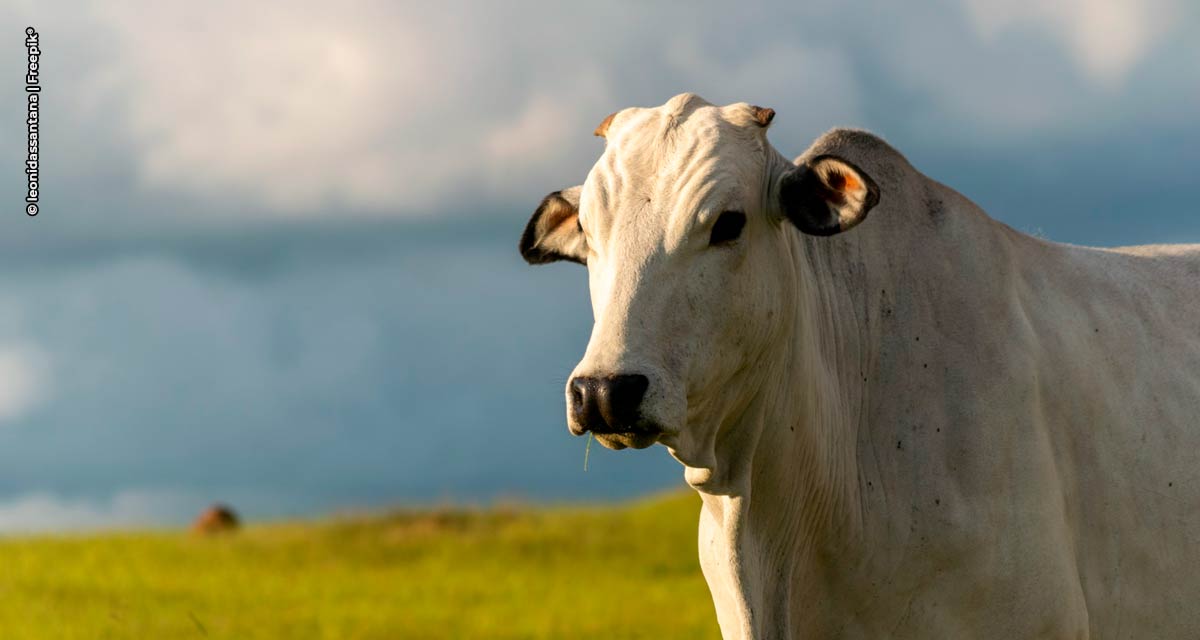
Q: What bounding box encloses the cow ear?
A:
[779,155,879,236]
[520,186,587,265]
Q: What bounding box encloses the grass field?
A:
[0,491,719,639]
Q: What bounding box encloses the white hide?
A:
[535,94,1200,639]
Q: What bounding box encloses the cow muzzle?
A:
[567,374,662,449]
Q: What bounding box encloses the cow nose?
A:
[569,374,650,434]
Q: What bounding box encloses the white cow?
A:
[520,93,1200,639]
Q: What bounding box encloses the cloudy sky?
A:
[0,0,1197,531]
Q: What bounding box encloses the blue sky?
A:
[0,0,1197,530]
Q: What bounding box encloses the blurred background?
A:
[1,0,1197,531]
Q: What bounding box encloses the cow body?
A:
[697,131,1200,638]
[520,94,1200,639]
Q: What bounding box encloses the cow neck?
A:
[695,166,879,636]
[699,155,873,537]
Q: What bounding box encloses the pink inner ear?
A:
[827,170,861,194]
[543,201,578,235]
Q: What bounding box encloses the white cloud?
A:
[0,489,194,533]
[482,71,614,196]
[963,0,1180,85]
[89,2,463,214]
[0,345,49,423]
[486,95,582,163]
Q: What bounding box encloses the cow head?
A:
[520,94,879,462]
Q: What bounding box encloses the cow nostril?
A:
[596,374,649,429]
[569,378,587,406]
[569,376,602,434]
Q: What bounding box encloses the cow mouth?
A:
[577,422,665,450]
[592,430,661,450]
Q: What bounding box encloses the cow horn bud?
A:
[751,105,775,127]
[594,111,617,138]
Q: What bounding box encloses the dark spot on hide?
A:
[924,195,946,223]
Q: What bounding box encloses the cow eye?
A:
[709,211,746,246]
